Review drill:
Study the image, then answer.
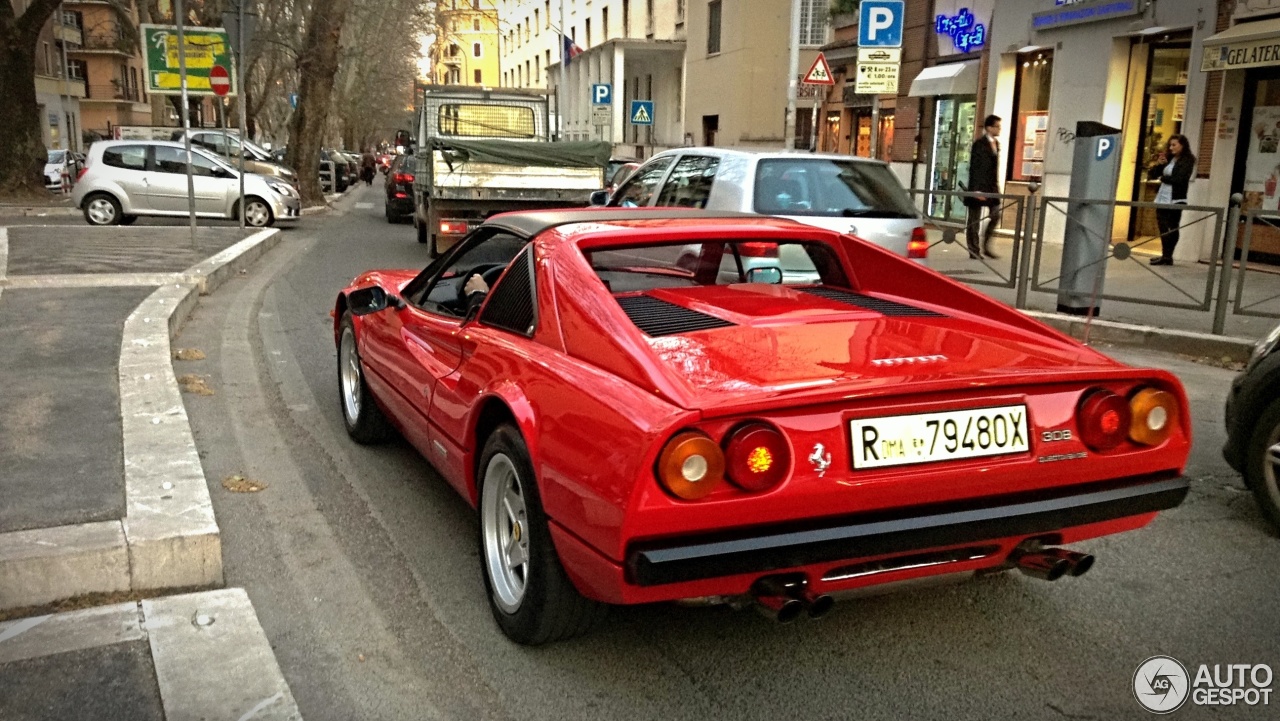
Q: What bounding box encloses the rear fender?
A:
[467,381,540,507]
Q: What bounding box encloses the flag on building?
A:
[562,35,584,66]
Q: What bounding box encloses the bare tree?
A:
[0,0,135,195]
[284,0,356,204]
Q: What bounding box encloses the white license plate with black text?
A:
[850,405,1030,469]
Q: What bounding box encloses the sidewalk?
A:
[0,225,279,611]
[925,228,1279,360]
[0,193,78,218]
[0,588,300,720]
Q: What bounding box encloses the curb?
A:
[1,588,302,720]
[0,229,282,610]
[0,205,78,218]
[1023,310,1258,363]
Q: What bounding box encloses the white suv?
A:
[604,148,927,260]
[72,140,300,227]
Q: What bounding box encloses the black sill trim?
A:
[626,473,1188,586]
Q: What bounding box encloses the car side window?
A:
[188,151,224,177]
[193,134,226,155]
[610,157,673,207]
[409,231,531,317]
[102,145,147,171]
[655,155,719,208]
[153,146,188,174]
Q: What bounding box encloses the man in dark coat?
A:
[964,115,1003,259]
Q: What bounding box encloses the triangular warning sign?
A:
[803,52,835,85]
[631,104,651,123]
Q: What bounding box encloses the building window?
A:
[677,0,686,25]
[623,0,630,36]
[449,43,459,57]
[545,1,551,28]
[535,55,540,84]
[707,1,722,55]
[517,66,523,86]
[535,9,540,34]
[473,18,480,31]
[526,60,531,85]
[586,19,592,47]
[1011,51,1053,182]
[474,69,482,84]
[525,18,530,42]
[473,42,482,57]
[646,0,655,36]
[472,0,479,8]
[799,0,827,47]
[603,8,609,39]
[545,50,551,75]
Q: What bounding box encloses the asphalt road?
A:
[179,185,1280,721]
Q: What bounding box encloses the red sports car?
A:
[333,209,1190,645]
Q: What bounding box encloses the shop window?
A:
[1132,39,1191,239]
[878,111,895,162]
[1010,51,1053,183]
[856,113,872,157]
[824,112,841,153]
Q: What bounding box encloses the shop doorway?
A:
[1128,39,1191,240]
[928,95,977,222]
[1232,65,1280,261]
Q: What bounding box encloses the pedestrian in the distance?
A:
[1147,134,1196,266]
[360,149,377,186]
[964,115,1003,260]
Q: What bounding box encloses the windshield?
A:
[47,150,67,164]
[752,158,917,219]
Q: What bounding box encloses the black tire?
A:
[1244,398,1280,531]
[337,312,394,444]
[416,218,429,244]
[120,215,138,226]
[477,424,606,645]
[83,192,122,226]
[385,203,394,223]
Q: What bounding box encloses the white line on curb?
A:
[0,227,8,303]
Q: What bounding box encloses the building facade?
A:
[501,0,687,155]
[433,0,502,87]
[685,0,829,150]
[65,0,150,139]
[26,2,87,151]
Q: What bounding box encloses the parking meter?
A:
[1057,121,1122,315]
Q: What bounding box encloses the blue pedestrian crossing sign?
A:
[592,83,612,105]
[859,0,905,48]
[629,100,654,125]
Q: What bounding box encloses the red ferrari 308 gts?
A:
[333,209,1190,645]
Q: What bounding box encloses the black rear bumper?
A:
[626,473,1188,587]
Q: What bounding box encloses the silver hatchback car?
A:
[602,148,927,264]
[73,140,300,227]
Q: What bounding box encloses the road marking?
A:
[354,202,373,209]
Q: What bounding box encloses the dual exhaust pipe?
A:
[1010,546,1095,581]
[751,576,833,623]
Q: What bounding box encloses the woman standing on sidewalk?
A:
[1147,134,1196,266]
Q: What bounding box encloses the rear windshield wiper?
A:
[840,208,916,218]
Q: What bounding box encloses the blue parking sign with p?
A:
[859,0,904,47]
[592,83,611,105]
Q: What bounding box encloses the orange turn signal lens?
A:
[1129,387,1177,446]
[656,431,725,500]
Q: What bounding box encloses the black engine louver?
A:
[616,295,735,337]
[798,287,944,317]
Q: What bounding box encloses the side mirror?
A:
[746,266,784,285]
[347,286,402,315]
[589,190,609,206]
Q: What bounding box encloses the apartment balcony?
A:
[36,74,87,99]
[83,83,143,103]
[71,31,134,56]
[54,20,83,46]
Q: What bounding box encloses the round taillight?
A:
[1129,387,1177,446]
[656,431,724,500]
[1077,389,1131,452]
[723,423,791,492]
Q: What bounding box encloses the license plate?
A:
[850,404,1029,469]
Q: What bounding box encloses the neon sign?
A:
[936,8,986,53]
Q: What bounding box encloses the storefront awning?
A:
[908,61,979,97]
[1201,18,1280,72]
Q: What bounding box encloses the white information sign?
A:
[856,63,900,94]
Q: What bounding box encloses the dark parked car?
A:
[321,150,348,193]
[384,155,416,223]
[1224,322,1280,531]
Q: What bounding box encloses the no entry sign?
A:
[209,65,230,96]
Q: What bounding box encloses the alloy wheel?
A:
[482,453,530,613]
[339,326,361,423]
[87,198,116,225]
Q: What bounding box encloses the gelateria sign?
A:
[933,0,993,56]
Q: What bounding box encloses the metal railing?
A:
[907,188,1268,336]
[1232,209,1280,321]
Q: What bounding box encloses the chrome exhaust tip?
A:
[753,594,805,624]
[1040,548,1095,577]
[751,575,832,621]
[1010,550,1071,581]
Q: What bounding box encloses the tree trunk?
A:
[0,1,62,197]
[286,0,354,206]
